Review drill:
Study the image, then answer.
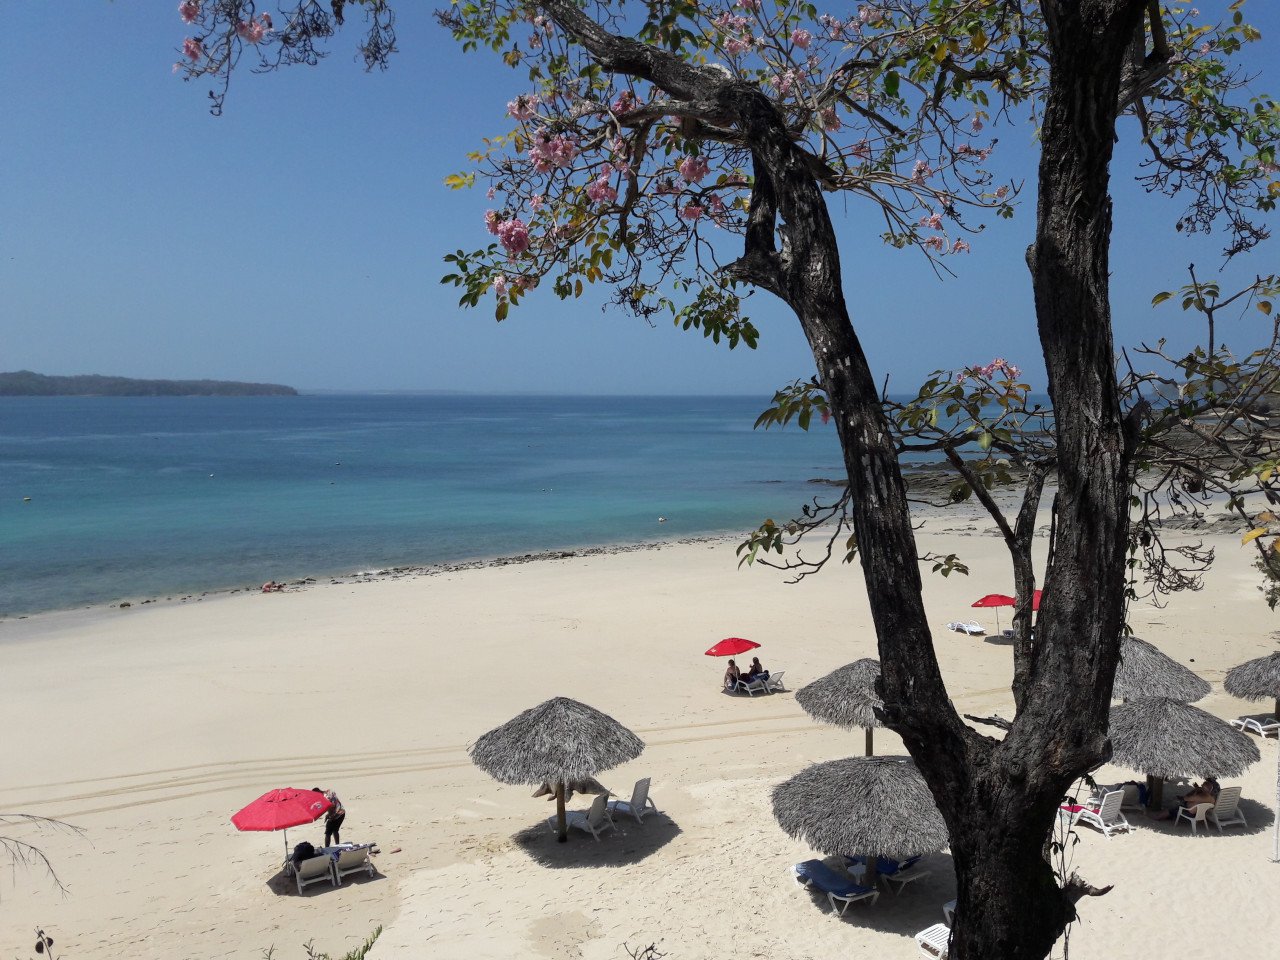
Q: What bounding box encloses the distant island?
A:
[0,371,298,397]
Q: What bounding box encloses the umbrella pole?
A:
[1145,775,1164,811]
[864,856,879,890]
[865,728,874,758]
[555,781,568,843]
[283,827,290,860]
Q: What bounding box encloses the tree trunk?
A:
[555,781,567,842]
[864,727,873,757]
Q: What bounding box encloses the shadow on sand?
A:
[264,865,388,897]
[1123,796,1275,836]
[791,852,956,938]
[512,814,682,868]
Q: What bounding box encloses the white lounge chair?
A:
[294,854,336,895]
[881,856,932,895]
[1176,801,1214,834]
[915,923,951,958]
[1209,786,1247,830]
[763,670,786,692]
[607,777,660,825]
[558,793,615,841]
[1069,789,1131,838]
[737,675,770,696]
[792,860,879,915]
[1230,716,1280,738]
[942,899,956,924]
[1087,782,1142,812]
[945,621,985,635]
[333,845,376,885]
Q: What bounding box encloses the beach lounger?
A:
[333,845,377,885]
[942,899,956,925]
[1209,785,1247,830]
[945,621,985,635]
[845,855,931,894]
[1086,782,1143,812]
[1176,801,1215,835]
[737,675,770,696]
[1066,789,1131,838]
[607,777,660,825]
[558,793,615,841]
[915,923,951,959]
[792,859,880,915]
[294,854,336,895]
[1230,716,1280,738]
[763,670,786,693]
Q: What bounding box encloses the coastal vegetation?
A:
[0,370,298,397]
[171,2,1278,958]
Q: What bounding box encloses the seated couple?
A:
[1150,777,1219,821]
[724,656,769,690]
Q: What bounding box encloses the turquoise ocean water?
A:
[0,395,845,617]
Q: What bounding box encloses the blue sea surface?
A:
[0,395,845,617]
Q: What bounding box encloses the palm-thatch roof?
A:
[1224,652,1280,702]
[469,697,645,786]
[1108,697,1259,780]
[771,755,948,860]
[1112,637,1210,702]
[795,659,883,730]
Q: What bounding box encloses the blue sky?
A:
[2,3,1276,394]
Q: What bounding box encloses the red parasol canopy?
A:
[232,788,331,833]
[971,590,1042,611]
[705,637,761,657]
[971,594,1015,609]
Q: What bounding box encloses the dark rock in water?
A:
[119,601,131,608]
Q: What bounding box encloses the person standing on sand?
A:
[313,788,346,845]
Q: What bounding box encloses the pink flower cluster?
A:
[680,203,704,221]
[507,94,539,121]
[236,14,270,44]
[586,176,618,204]
[678,155,711,184]
[820,108,842,132]
[919,212,943,230]
[791,29,812,49]
[178,0,200,24]
[774,69,802,96]
[611,90,636,115]
[183,37,204,61]
[952,239,971,254]
[955,143,992,162]
[497,218,530,255]
[961,358,1021,382]
[529,134,578,173]
[911,159,932,182]
[735,0,760,9]
[858,5,882,24]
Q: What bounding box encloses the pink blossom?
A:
[611,90,636,115]
[678,155,711,184]
[486,186,496,200]
[851,139,871,159]
[735,0,760,9]
[995,185,1009,199]
[182,37,203,61]
[507,94,539,121]
[924,236,946,252]
[496,218,531,256]
[656,179,680,196]
[819,14,844,38]
[586,176,618,204]
[774,69,801,97]
[178,0,200,24]
[529,134,579,173]
[820,409,831,425]
[725,37,751,56]
[492,275,509,297]
[515,275,536,291]
[1259,161,1280,174]
[680,203,705,221]
[919,212,943,230]
[529,32,543,50]
[820,108,842,132]
[236,17,267,44]
[706,194,728,224]
[970,115,984,133]
[485,210,502,235]
[1191,8,1200,16]
[528,194,544,210]
[791,29,812,49]
[952,239,971,254]
[858,5,880,25]
[956,143,975,155]
[1199,42,1211,54]
[912,159,932,182]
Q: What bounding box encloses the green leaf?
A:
[1151,291,1174,306]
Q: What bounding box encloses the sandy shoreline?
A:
[5,513,1279,958]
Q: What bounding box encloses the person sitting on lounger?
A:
[745,656,768,682]
[724,659,741,690]
[1151,779,1217,820]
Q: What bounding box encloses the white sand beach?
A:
[3,516,1279,959]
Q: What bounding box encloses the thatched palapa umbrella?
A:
[1224,651,1280,722]
[469,697,644,842]
[796,659,884,756]
[1223,652,1280,861]
[1112,636,1210,703]
[1108,697,1259,809]
[772,755,947,887]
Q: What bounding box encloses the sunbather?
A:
[744,656,768,682]
[724,659,742,690]
[1151,778,1217,820]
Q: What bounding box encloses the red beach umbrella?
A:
[232,788,332,857]
[971,594,1015,609]
[705,637,761,657]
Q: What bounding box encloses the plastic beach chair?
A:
[763,670,786,692]
[792,859,880,915]
[737,675,770,696]
[333,845,377,885]
[945,621,985,635]
[294,854,336,895]
[607,777,660,825]
[1209,786,1247,830]
[1230,716,1280,738]
[915,923,951,958]
[556,793,615,841]
[1068,789,1131,838]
